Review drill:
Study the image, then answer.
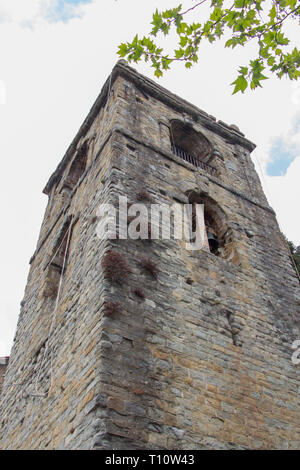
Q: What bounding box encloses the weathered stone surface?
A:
[0,61,299,450]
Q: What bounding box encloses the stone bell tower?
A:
[0,61,299,450]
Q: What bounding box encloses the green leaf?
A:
[132,34,139,47]
[225,38,233,48]
[180,36,188,47]
[276,32,289,46]
[239,66,248,75]
[286,0,297,7]
[118,43,129,57]
[231,75,248,94]
[259,46,270,59]
[263,31,275,45]
[175,48,184,59]
[234,0,245,8]
[210,7,223,21]
[268,5,276,21]
[177,22,187,34]
[162,58,172,70]
[267,56,275,66]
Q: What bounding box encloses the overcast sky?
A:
[0,0,299,357]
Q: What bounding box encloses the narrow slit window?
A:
[65,141,88,188]
[44,219,72,299]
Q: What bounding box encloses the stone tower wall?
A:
[0,62,299,449]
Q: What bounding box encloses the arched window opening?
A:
[187,192,236,262]
[205,212,219,255]
[65,140,89,188]
[170,121,216,176]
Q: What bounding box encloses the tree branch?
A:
[169,0,210,24]
[273,5,300,28]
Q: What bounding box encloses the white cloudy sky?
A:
[0,0,299,356]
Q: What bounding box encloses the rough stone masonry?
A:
[0,61,299,450]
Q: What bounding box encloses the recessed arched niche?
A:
[186,191,238,263]
[65,140,89,189]
[170,120,212,160]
